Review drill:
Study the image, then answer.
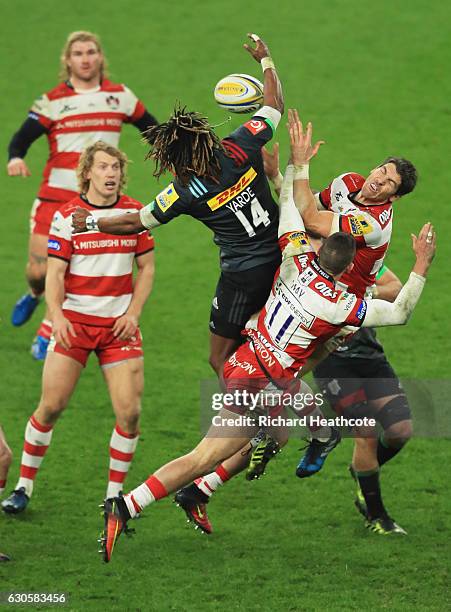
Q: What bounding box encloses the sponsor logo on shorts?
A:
[243,119,266,135]
[48,239,61,251]
[156,183,179,212]
[356,301,367,320]
[207,167,257,211]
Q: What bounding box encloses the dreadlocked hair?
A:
[144,105,226,185]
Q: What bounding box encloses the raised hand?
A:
[411,222,436,271]
[243,33,270,62]
[287,108,325,166]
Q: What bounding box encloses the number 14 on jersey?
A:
[234,197,270,237]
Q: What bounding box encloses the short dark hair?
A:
[381,157,418,196]
[144,105,225,185]
[319,232,356,276]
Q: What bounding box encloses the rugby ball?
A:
[214,73,264,114]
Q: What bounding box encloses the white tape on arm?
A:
[261,57,275,72]
[253,105,281,129]
[139,204,161,230]
[278,165,305,237]
[85,215,99,232]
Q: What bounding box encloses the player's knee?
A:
[378,395,412,443]
[35,397,67,423]
[384,419,413,447]
[116,406,141,434]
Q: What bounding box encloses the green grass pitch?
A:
[1,0,450,609]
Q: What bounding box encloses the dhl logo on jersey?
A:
[349,215,372,236]
[287,231,310,248]
[207,167,257,211]
[156,183,179,212]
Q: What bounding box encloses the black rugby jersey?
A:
[146,113,280,272]
[332,327,384,360]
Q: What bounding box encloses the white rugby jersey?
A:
[319,172,393,297]
[30,80,146,202]
[47,195,154,326]
[244,230,367,378]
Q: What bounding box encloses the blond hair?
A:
[77,142,128,194]
[59,31,108,81]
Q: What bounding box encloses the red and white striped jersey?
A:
[30,80,146,202]
[47,195,154,326]
[319,172,393,297]
[244,231,367,378]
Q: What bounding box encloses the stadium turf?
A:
[1,0,450,609]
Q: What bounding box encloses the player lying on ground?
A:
[8,30,158,360]
[175,109,419,529]
[2,142,155,515]
[0,426,12,561]
[73,33,284,385]
[98,150,435,562]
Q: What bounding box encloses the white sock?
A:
[124,483,155,518]
[194,465,230,497]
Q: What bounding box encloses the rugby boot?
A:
[99,494,133,563]
[174,486,212,534]
[296,427,341,478]
[1,487,30,514]
[366,514,407,535]
[31,335,49,360]
[11,294,39,326]
[246,435,280,481]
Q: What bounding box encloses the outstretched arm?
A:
[72,207,147,235]
[288,109,337,237]
[278,165,305,238]
[244,33,284,114]
[363,223,436,327]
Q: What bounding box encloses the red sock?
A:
[36,320,52,340]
